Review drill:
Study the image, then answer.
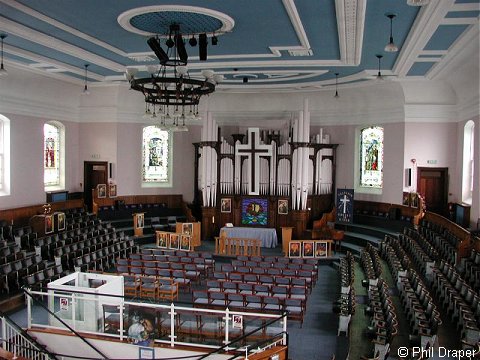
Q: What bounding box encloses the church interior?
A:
[0,1,479,359]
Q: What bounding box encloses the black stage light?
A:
[166,35,174,48]
[189,36,197,47]
[211,35,218,45]
[243,76,248,83]
[199,33,207,61]
[147,37,169,64]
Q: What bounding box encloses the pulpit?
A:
[133,213,145,237]
[281,227,293,256]
[175,222,201,248]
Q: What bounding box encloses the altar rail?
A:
[25,288,286,357]
[215,236,261,257]
[0,199,84,227]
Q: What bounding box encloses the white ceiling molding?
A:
[0,16,125,72]
[441,18,478,25]
[427,24,479,80]
[0,93,78,122]
[457,94,480,122]
[117,5,235,37]
[335,0,366,66]
[311,107,405,126]
[0,0,127,57]
[451,3,480,11]
[126,0,364,65]
[4,43,105,83]
[404,104,457,122]
[393,0,455,77]
[419,50,447,56]
[221,71,328,84]
[280,0,313,56]
[1,57,83,86]
[414,57,442,63]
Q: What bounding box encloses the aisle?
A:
[287,265,339,360]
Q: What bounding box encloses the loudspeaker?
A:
[109,163,113,178]
[199,33,207,61]
[405,168,411,187]
[147,37,169,64]
[174,33,188,63]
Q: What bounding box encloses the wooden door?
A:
[84,161,108,211]
[417,167,448,216]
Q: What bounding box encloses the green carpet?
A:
[347,261,373,359]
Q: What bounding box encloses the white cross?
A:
[340,194,350,214]
[235,128,272,195]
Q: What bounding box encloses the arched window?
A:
[142,126,172,186]
[462,120,475,204]
[0,114,10,195]
[44,122,65,189]
[360,126,384,188]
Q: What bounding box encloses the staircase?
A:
[1,314,56,360]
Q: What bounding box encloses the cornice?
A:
[0,94,78,122]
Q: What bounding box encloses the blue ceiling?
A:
[0,0,478,88]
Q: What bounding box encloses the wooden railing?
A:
[92,193,184,215]
[215,232,261,257]
[354,199,424,225]
[423,211,472,261]
[93,193,183,208]
[0,199,84,227]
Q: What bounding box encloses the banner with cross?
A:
[235,128,273,195]
[336,188,354,224]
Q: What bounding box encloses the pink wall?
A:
[114,123,200,202]
[404,122,457,202]
[313,122,405,204]
[0,113,80,210]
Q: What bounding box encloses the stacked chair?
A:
[380,235,442,356]
[335,252,355,335]
[431,260,479,350]
[361,245,397,360]
[460,249,480,292]
[420,219,461,266]
[364,279,398,360]
[398,230,436,279]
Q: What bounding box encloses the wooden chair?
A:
[139,276,158,300]
[124,275,140,298]
[158,277,178,301]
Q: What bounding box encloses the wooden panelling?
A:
[0,199,84,227]
[246,346,288,360]
[94,194,183,208]
[354,200,424,225]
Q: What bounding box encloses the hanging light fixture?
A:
[375,54,385,81]
[82,64,90,95]
[407,0,430,5]
[0,34,8,77]
[384,13,399,53]
[127,24,221,130]
[334,73,339,98]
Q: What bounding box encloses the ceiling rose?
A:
[117,5,235,37]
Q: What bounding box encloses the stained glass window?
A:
[142,126,171,184]
[360,126,383,188]
[44,123,61,187]
[462,120,475,204]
